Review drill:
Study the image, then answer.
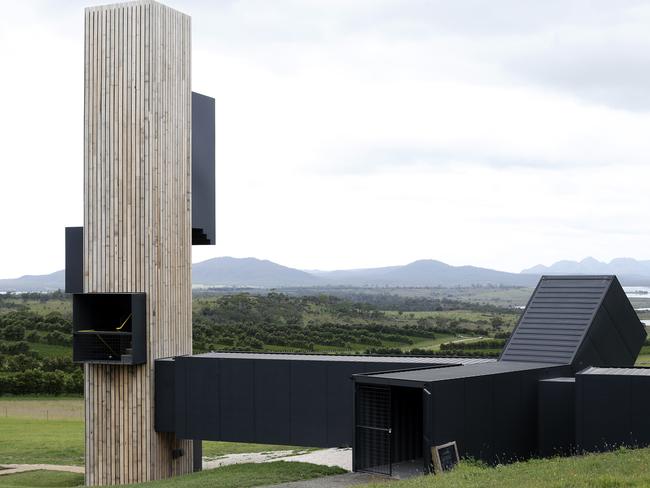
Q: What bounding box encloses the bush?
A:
[2,325,26,341]
[0,368,83,395]
[0,341,30,355]
[44,331,71,346]
[4,354,40,372]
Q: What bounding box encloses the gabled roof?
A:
[500,275,645,368]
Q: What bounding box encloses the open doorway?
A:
[354,384,425,478]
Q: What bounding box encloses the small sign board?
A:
[431,441,459,474]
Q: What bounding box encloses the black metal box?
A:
[72,293,146,364]
[576,367,650,452]
[65,227,83,294]
[191,92,215,246]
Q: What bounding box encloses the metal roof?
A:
[353,360,562,385]
[539,376,575,383]
[191,351,495,365]
[500,275,613,365]
[578,367,650,376]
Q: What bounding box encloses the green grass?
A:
[139,461,345,487]
[0,341,71,360]
[202,441,305,458]
[361,447,650,488]
[0,417,84,465]
[634,345,650,366]
[0,397,305,466]
[0,471,83,488]
[26,343,71,359]
[0,298,71,316]
[407,334,480,351]
[0,462,345,488]
[383,309,519,330]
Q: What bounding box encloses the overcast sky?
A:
[1,0,650,278]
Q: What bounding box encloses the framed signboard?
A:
[431,441,459,474]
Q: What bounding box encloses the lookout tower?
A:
[65,1,214,484]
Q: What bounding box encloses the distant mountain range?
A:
[0,270,66,293]
[521,257,650,282]
[3,256,650,292]
[307,260,538,288]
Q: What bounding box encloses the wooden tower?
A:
[82,0,193,483]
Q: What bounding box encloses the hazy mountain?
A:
[0,270,66,292]
[192,257,323,287]
[314,260,538,287]
[522,257,650,280]
[6,256,650,292]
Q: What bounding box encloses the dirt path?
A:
[451,335,483,343]
[0,464,84,476]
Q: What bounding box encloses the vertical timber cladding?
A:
[83,1,192,484]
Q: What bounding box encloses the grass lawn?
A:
[361,447,650,488]
[27,343,71,359]
[634,345,650,366]
[0,417,84,465]
[0,298,71,316]
[139,462,345,487]
[0,397,307,467]
[0,342,71,360]
[406,334,478,351]
[0,471,84,488]
[0,462,345,488]
[202,441,306,458]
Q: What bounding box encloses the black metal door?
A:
[422,387,433,473]
[355,385,392,475]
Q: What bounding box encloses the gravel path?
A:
[272,448,352,471]
[0,464,84,476]
[203,447,353,471]
[203,449,302,470]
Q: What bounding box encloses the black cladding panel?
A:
[575,368,650,453]
[185,357,220,439]
[576,372,631,451]
[538,377,575,456]
[430,380,465,452]
[493,373,524,462]
[154,359,176,433]
[421,364,571,465]
[254,360,292,444]
[462,375,494,461]
[65,227,83,293]
[219,359,255,442]
[192,92,215,246]
[291,362,328,446]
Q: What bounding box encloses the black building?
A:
[154,275,649,477]
[155,353,492,448]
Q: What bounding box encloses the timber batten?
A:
[83,1,192,484]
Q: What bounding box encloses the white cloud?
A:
[1,0,650,278]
